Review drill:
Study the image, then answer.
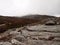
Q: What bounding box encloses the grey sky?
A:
[0,0,60,17]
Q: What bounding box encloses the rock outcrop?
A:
[0,14,60,45]
[0,24,60,45]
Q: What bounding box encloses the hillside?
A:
[0,14,59,33]
[0,14,60,45]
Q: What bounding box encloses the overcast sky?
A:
[0,0,60,17]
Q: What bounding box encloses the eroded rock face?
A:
[0,15,60,45]
[0,24,60,45]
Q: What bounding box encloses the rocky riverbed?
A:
[0,24,60,45]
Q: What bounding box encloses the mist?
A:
[0,0,60,17]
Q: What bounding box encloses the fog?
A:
[0,0,60,17]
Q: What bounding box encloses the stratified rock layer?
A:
[0,24,60,45]
[0,15,60,45]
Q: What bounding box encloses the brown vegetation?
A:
[0,14,59,33]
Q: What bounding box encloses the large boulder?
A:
[45,20,56,25]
